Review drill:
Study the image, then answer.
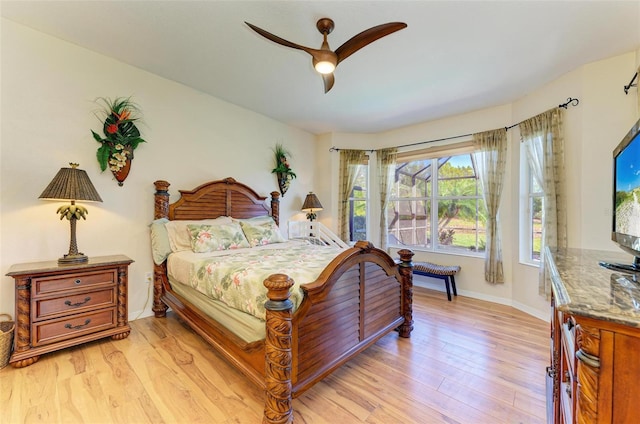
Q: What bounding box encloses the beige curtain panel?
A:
[519,107,567,299]
[338,150,366,242]
[473,129,507,284]
[376,148,397,251]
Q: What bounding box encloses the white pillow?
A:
[232,215,276,225]
[164,216,232,252]
[149,218,171,264]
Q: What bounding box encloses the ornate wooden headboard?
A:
[154,177,280,226]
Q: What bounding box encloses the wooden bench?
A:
[413,262,460,301]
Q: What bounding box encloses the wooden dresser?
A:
[6,255,133,368]
[546,247,640,424]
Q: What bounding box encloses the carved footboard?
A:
[152,179,414,424]
[263,242,414,424]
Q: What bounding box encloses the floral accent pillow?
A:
[239,220,286,247]
[187,222,250,253]
[165,217,232,252]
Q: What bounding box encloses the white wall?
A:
[0,20,316,319]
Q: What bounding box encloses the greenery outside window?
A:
[521,154,544,264]
[348,164,368,243]
[529,177,544,261]
[387,152,487,255]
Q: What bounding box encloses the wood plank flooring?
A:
[0,287,549,423]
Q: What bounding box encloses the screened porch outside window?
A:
[387,153,487,255]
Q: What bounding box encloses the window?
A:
[522,155,544,263]
[348,164,368,242]
[529,176,544,261]
[387,153,486,254]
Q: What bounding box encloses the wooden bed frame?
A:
[153,177,414,423]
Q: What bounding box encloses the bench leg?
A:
[450,275,458,297]
[445,277,452,301]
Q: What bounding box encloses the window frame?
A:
[520,147,543,266]
[387,145,487,257]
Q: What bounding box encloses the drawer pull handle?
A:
[74,279,82,285]
[577,349,601,368]
[546,366,556,378]
[64,319,91,330]
[64,297,91,307]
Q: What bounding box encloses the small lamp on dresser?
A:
[39,163,103,265]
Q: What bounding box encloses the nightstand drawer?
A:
[34,288,117,321]
[32,308,116,346]
[33,270,117,296]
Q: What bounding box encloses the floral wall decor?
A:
[91,97,146,186]
[271,143,296,196]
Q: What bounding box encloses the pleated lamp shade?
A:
[39,164,102,202]
[301,192,323,212]
[39,163,102,265]
[301,192,323,221]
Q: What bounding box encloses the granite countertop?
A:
[546,247,640,327]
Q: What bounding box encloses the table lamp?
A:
[39,163,103,264]
[301,192,323,221]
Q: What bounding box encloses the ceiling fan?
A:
[245,18,407,93]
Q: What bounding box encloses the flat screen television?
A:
[602,117,640,273]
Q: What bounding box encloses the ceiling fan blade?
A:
[335,22,407,64]
[245,21,318,56]
[322,73,335,93]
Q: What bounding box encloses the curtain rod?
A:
[329,97,579,152]
[624,72,638,95]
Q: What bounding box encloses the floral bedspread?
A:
[189,244,344,320]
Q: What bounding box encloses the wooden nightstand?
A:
[6,255,133,368]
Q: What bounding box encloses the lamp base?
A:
[58,253,88,265]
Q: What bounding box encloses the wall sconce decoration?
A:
[301,192,323,221]
[91,97,146,186]
[39,163,103,264]
[271,143,296,196]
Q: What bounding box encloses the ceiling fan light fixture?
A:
[314,60,336,74]
[313,50,337,74]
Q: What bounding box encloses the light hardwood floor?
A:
[0,287,549,423]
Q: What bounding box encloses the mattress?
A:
[166,240,345,340]
[169,277,266,343]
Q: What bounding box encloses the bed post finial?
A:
[270,191,280,227]
[397,249,414,338]
[154,180,170,219]
[263,273,294,424]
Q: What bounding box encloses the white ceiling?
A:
[2,1,640,135]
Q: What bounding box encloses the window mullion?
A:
[432,157,438,251]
